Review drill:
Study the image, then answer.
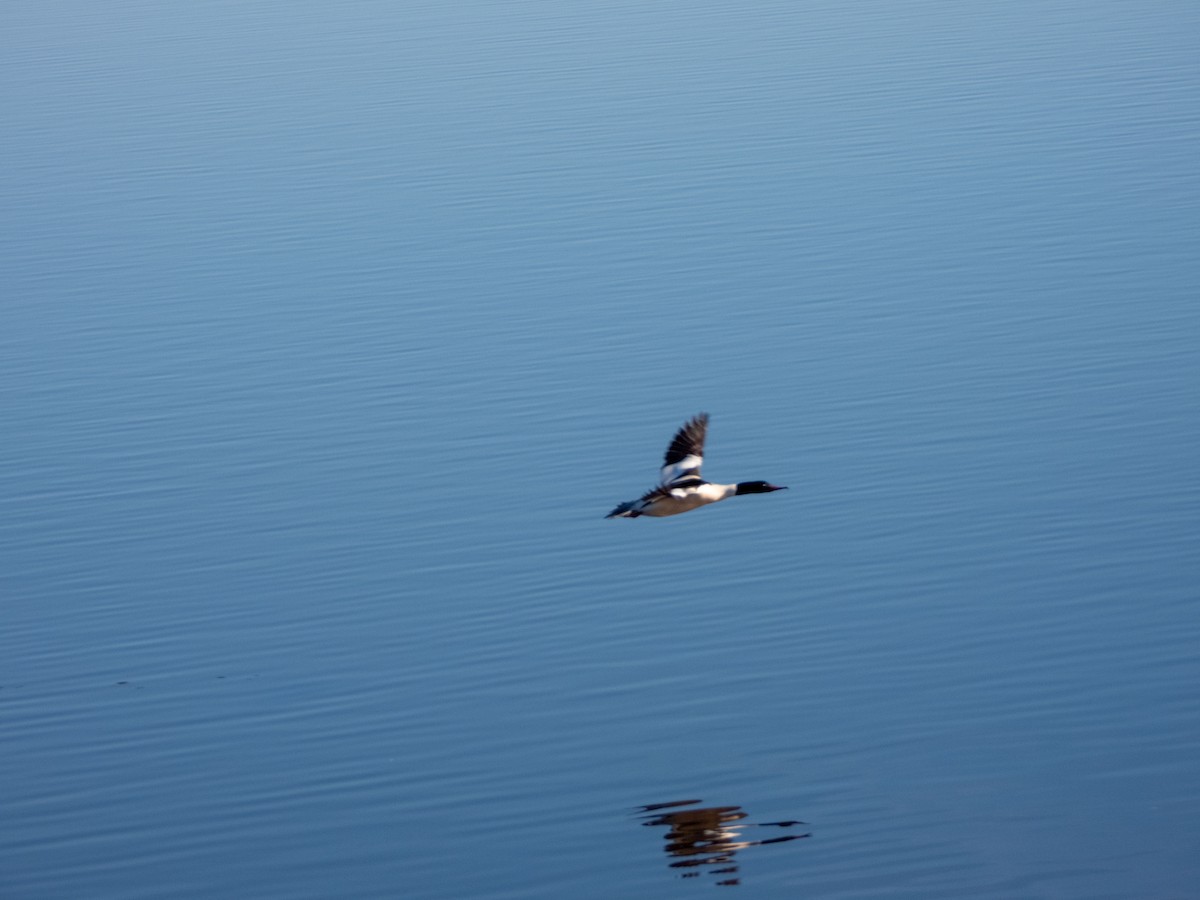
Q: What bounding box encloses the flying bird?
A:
[605,413,786,518]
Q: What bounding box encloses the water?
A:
[3,1,1199,897]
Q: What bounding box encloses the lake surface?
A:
[3,1,1199,897]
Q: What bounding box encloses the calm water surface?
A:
[3,1,1199,897]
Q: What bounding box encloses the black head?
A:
[735,480,788,495]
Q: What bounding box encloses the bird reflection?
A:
[636,799,810,887]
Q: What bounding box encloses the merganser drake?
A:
[605,413,787,518]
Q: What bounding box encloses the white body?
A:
[638,482,737,517]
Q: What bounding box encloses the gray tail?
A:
[605,502,640,519]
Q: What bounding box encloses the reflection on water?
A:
[636,799,810,887]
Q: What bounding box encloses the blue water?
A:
[4,1,1199,897]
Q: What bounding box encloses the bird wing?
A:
[659,412,708,487]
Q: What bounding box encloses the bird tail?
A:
[605,501,640,519]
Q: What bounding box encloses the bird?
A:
[605,413,786,518]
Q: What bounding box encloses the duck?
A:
[605,413,787,518]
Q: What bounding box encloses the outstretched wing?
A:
[659,412,708,487]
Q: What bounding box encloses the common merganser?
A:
[605,413,787,518]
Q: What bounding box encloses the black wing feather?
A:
[663,412,709,468]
